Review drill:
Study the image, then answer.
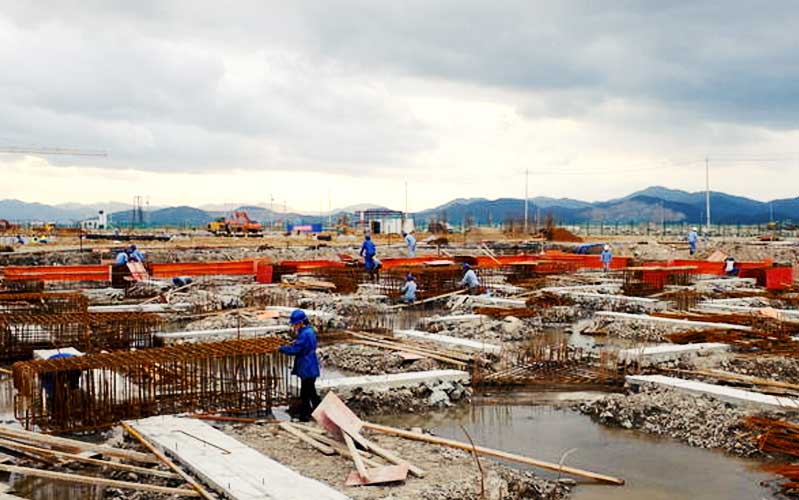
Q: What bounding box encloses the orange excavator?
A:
[207,211,264,236]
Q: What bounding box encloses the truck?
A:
[207,211,264,236]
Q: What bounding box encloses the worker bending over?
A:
[400,273,417,303]
[600,245,613,272]
[128,244,145,263]
[360,234,378,275]
[403,231,417,257]
[115,250,129,265]
[458,263,481,294]
[278,309,321,422]
[687,227,698,255]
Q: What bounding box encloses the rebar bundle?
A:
[12,338,292,433]
[0,312,162,361]
[0,292,89,314]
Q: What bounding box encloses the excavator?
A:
[207,211,264,236]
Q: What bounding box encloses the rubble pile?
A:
[342,380,471,415]
[721,356,799,385]
[82,287,125,304]
[578,385,760,456]
[173,289,244,313]
[320,344,441,375]
[421,315,537,342]
[124,280,171,298]
[588,317,684,342]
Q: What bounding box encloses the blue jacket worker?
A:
[278,309,321,421]
[400,273,417,303]
[459,263,480,294]
[687,227,698,255]
[115,251,129,265]
[128,244,145,263]
[360,234,377,271]
[600,245,613,272]
[403,231,417,257]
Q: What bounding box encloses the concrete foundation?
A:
[696,302,799,320]
[316,370,470,397]
[130,416,350,500]
[394,329,501,354]
[627,375,799,410]
[618,343,730,366]
[552,292,668,312]
[594,311,752,331]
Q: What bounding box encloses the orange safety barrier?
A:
[2,265,110,282]
[277,260,347,271]
[149,259,266,278]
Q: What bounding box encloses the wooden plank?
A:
[0,463,199,497]
[310,433,383,468]
[121,421,216,500]
[351,340,467,367]
[0,426,156,464]
[358,434,426,478]
[389,289,466,310]
[343,432,370,482]
[0,437,177,479]
[279,423,335,455]
[362,422,625,486]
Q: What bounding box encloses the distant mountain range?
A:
[1,186,796,226]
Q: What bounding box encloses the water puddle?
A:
[376,402,778,500]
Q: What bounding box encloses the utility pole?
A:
[404,181,409,232]
[328,190,332,228]
[523,169,529,235]
[705,156,711,239]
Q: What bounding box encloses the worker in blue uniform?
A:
[128,244,145,263]
[458,263,480,294]
[687,227,698,255]
[400,273,417,303]
[600,245,613,272]
[360,234,377,273]
[278,309,321,422]
[115,250,129,265]
[403,231,417,257]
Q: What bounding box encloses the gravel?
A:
[320,344,441,375]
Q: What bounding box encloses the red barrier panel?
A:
[278,260,347,271]
[149,260,262,278]
[2,265,110,282]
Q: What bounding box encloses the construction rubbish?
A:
[0,292,88,314]
[320,344,441,375]
[578,385,761,456]
[420,314,536,342]
[156,324,291,344]
[617,343,730,367]
[0,311,162,361]
[549,291,668,314]
[345,330,475,366]
[661,367,799,397]
[587,311,750,342]
[745,417,799,493]
[718,355,799,385]
[12,337,292,432]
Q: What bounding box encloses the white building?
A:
[358,209,415,235]
[81,210,109,230]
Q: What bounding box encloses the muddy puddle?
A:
[375,401,779,500]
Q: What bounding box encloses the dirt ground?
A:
[230,422,569,500]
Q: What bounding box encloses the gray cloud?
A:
[0,1,797,176]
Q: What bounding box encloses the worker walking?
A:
[400,273,417,303]
[687,227,698,256]
[458,263,480,294]
[278,309,321,422]
[600,245,613,272]
[403,231,417,257]
[360,234,377,271]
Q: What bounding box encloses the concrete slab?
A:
[130,416,350,500]
[466,296,527,308]
[696,303,799,320]
[87,303,191,313]
[433,314,487,323]
[317,370,470,397]
[552,292,668,311]
[264,306,337,322]
[33,347,83,360]
[618,343,730,365]
[394,329,501,354]
[594,311,752,331]
[156,325,290,342]
[626,374,799,410]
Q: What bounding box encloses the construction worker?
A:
[278,309,321,422]
[403,231,417,257]
[458,263,480,294]
[128,244,145,263]
[360,234,377,272]
[600,245,613,272]
[687,227,698,255]
[400,273,417,303]
[724,256,739,276]
[115,250,129,265]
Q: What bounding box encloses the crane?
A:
[0,147,107,157]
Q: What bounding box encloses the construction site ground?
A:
[3,231,799,499]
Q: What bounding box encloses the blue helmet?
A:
[462,263,470,270]
[289,309,308,325]
[365,234,371,240]
[406,273,414,281]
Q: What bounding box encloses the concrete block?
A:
[316,370,470,397]
[394,329,501,354]
[594,311,752,331]
[618,343,730,366]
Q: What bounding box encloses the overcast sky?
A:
[1,1,798,212]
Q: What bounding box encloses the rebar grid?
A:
[0,292,89,314]
[0,312,162,361]
[12,338,293,433]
